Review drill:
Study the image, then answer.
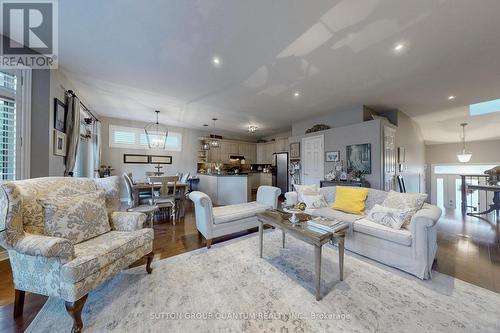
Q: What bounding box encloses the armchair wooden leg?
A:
[13,289,25,318]
[206,239,212,249]
[65,294,88,333]
[146,251,154,274]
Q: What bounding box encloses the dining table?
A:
[131,180,188,206]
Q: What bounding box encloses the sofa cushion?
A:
[213,202,270,225]
[366,204,413,230]
[294,184,319,202]
[318,186,336,204]
[307,207,363,224]
[365,188,389,211]
[382,191,427,228]
[302,194,328,209]
[61,228,154,283]
[332,186,368,215]
[38,191,111,244]
[353,218,412,246]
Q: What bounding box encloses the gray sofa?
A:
[285,186,442,279]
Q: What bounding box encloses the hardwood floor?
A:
[434,208,500,292]
[0,202,498,332]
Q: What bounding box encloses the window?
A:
[0,70,31,180]
[109,124,182,151]
[470,98,500,116]
[0,71,18,180]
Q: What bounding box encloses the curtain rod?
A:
[65,89,100,122]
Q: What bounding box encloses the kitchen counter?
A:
[197,174,250,205]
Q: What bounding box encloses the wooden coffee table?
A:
[256,210,347,301]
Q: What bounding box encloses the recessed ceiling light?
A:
[448,95,456,100]
[294,91,300,97]
[248,125,257,133]
[393,43,405,53]
[212,56,221,67]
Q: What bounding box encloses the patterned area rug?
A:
[26,231,500,332]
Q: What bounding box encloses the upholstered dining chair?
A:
[148,176,178,224]
[123,173,159,227]
[180,172,190,183]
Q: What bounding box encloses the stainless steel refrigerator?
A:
[272,152,289,196]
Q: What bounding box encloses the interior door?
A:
[383,126,396,191]
[302,135,324,186]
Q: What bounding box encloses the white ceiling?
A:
[58,0,500,142]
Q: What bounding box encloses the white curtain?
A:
[64,94,81,176]
[92,120,101,178]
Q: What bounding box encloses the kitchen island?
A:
[197,174,250,205]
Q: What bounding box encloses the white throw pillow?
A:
[302,194,328,209]
[366,204,413,230]
[294,184,319,202]
[381,191,427,228]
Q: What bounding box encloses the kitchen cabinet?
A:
[198,174,249,205]
[202,139,257,164]
[260,173,272,186]
[207,146,220,163]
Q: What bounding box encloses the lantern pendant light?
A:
[210,118,220,148]
[144,110,168,150]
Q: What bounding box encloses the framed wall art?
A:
[346,143,371,174]
[289,142,300,159]
[123,154,149,164]
[53,130,67,156]
[54,98,67,132]
[325,150,340,162]
[149,155,172,164]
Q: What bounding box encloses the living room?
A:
[0,0,499,332]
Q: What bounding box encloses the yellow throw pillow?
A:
[332,186,369,215]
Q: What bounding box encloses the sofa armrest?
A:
[410,204,442,230]
[109,211,147,231]
[256,186,281,209]
[11,233,74,264]
[188,191,214,239]
[284,191,298,205]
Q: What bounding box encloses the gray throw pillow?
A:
[38,191,111,244]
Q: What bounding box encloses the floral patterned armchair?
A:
[0,176,154,333]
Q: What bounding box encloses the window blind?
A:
[109,124,182,151]
[0,71,17,180]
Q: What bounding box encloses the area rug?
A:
[26,230,500,332]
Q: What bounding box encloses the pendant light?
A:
[144,110,168,150]
[201,124,210,150]
[210,118,220,148]
[456,123,472,163]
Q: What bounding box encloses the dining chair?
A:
[180,172,190,183]
[148,176,179,224]
[123,173,159,227]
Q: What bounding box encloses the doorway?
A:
[301,135,324,186]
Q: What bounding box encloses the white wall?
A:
[291,107,364,137]
[396,112,426,193]
[289,119,383,189]
[426,139,500,164]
